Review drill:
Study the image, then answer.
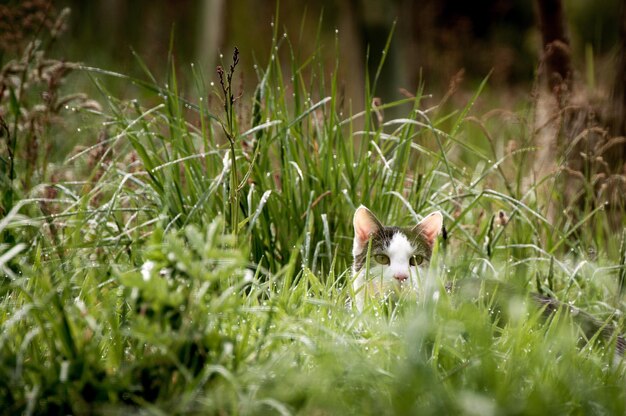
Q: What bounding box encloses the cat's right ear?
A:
[353,205,382,248]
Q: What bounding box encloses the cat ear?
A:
[413,211,443,247]
[353,205,382,247]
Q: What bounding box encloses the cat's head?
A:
[352,205,443,289]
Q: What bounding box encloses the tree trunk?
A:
[196,0,225,76]
[609,2,626,148]
[535,0,572,103]
[532,0,586,227]
[532,0,574,187]
[533,0,626,233]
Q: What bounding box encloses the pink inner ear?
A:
[354,206,380,244]
[417,212,443,246]
[356,226,371,243]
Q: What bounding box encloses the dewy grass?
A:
[1,17,626,415]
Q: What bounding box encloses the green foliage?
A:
[1,13,626,415]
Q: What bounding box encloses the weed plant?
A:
[1,11,626,415]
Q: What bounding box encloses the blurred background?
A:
[5,0,620,109]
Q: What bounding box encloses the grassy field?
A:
[1,17,626,415]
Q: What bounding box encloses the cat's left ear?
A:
[413,211,443,247]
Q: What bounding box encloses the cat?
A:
[351,205,442,311]
[351,205,625,356]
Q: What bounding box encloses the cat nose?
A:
[393,273,408,282]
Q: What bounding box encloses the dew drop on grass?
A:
[335,29,339,34]
[59,360,70,382]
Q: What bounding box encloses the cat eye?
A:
[410,255,424,266]
[373,254,390,265]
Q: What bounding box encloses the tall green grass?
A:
[1,19,626,415]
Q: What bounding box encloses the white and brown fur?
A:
[352,205,443,311]
[352,206,625,356]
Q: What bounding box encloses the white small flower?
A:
[141,261,155,281]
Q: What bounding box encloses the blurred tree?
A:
[396,0,536,90]
[196,0,225,75]
[534,0,626,229]
[536,0,572,97]
[609,2,625,142]
[63,0,199,75]
[336,0,404,109]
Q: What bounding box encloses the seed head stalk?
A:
[217,47,241,238]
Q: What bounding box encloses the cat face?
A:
[352,205,443,310]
